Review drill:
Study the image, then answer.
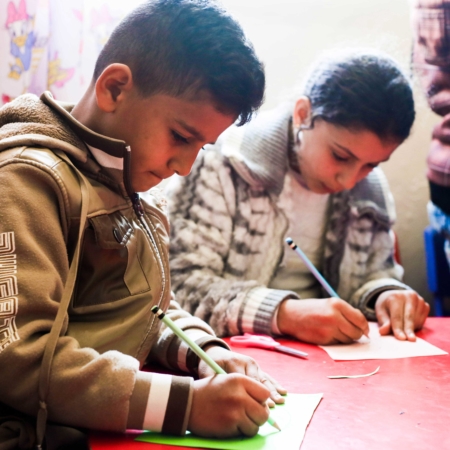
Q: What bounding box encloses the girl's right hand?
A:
[188,373,270,438]
[277,298,369,345]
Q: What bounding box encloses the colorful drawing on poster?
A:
[5,0,36,80]
[48,52,75,88]
[2,94,15,105]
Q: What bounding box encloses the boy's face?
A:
[110,91,237,192]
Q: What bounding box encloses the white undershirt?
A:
[269,171,329,299]
[87,143,124,170]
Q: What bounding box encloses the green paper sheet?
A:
[135,393,323,450]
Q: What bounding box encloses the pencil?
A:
[285,237,339,298]
[285,237,370,339]
[151,305,281,432]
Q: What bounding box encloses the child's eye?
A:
[171,130,189,144]
[332,152,348,162]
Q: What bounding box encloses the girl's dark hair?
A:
[93,0,265,126]
[302,50,415,142]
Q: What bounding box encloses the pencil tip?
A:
[274,421,281,431]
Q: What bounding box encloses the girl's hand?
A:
[200,346,287,406]
[277,298,369,345]
[375,289,430,341]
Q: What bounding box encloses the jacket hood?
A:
[0,92,135,199]
[0,93,88,162]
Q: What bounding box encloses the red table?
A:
[90,317,450,450]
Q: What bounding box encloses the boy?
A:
[0,1,284,448]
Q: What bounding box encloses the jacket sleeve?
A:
[148,297,231,372]
[0,156,190,435]
[166,151,299,337]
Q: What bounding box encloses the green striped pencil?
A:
[151,305,281,432]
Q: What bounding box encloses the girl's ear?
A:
[95,64,134,113]
[293,96,312,128]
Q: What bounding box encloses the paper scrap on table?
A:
[136,393,323,450]
[328,365,380,379]
[320,322,448,361]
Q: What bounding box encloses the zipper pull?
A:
[132,193,144,216]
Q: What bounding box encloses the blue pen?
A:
[285,237,339,298]
[285,237,369,339]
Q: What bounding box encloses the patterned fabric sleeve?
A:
[149,299,231,372]
[412,0,450,69]
[412,0,450,116]
[412,0,450,211]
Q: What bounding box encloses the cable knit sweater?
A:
[166,104,410,337]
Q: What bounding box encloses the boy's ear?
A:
[95,64,134,113]
[293,96,312,128]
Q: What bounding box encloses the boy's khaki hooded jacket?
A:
[0,93,225,439]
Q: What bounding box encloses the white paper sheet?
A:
[320,322,448,361]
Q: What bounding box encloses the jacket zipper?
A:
[131,192,168,355]
[132,191,167,292]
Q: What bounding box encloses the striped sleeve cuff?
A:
[167,329,230,373]
[127,371,193,435]
[238,287,299,335]
[353,278,411,321]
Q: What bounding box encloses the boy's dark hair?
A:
[302,49,415,142]
[93,0,265,126]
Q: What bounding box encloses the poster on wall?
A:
[0,0,145,105]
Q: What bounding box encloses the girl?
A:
[166,49,430,345]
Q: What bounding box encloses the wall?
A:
[221,0,438,306]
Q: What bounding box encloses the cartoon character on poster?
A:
[48,51,75,89]
[5,0,36,81]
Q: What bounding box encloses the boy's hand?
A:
[188,373,270,437]
[277,298,369,345]
[200,346,286,406]
[375,289,430,341]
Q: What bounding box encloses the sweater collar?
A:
[220,103,293,196]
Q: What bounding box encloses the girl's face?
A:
[293,98,401,194]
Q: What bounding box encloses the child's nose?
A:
[336,167,361,190]
[171,150,200,177]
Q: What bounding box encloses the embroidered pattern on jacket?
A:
[0,232,19,353]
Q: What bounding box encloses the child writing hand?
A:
[190,345,286,437]
[167,49,430,346]
[0,1,285,448]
